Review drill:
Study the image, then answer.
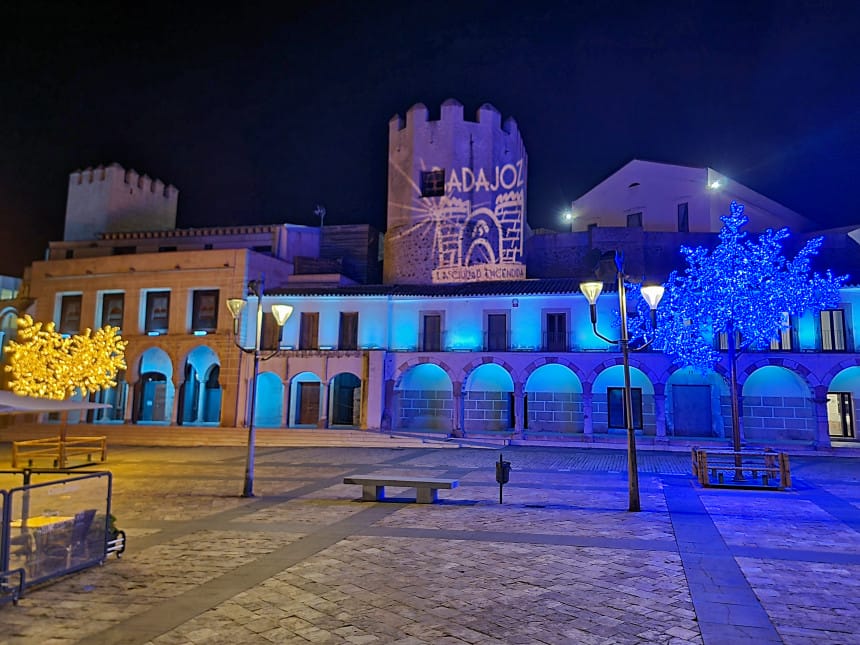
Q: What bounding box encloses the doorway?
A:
[672,384,712,436]
[297,382,321,425]
[828,392,855,439]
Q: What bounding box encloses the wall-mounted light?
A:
[512,298,519,308]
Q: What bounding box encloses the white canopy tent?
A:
[0,391,109,414]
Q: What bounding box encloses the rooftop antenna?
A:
[314,204,326,229]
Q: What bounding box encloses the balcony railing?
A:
[484,331,510,352]
[542,331,570,353]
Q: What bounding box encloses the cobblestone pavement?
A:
[1,445,859,644]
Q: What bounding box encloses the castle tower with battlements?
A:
[384,99,528,285]
[63,163,179,241]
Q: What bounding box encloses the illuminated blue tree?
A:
[653,201,846,451]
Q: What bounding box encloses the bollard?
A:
[495,453,511,504]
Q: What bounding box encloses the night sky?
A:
[3,1,859,277]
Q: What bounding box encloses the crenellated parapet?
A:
[385,99,528,285]
[64,162,179,241]
[69,163,178,199]
[389,99,523,149]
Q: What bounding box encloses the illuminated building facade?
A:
[9,102,860,448]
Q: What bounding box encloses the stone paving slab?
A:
[0,445,859,644]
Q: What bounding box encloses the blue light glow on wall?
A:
[796,310,817,350]
[525,364,582,392]
[254,371,283,427]
[466,363,513,390]
[592,365,653,393]
[830,367,860,396]
[743,366,809,397]
[399,363,451,389]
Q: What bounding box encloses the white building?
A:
[568,159,816,234]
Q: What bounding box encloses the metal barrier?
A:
[0,469,122,603]
[11,436,107,469]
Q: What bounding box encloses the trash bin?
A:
[496,453,511,503]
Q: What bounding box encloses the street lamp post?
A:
[227,278,293,498]
[580,252,664,512]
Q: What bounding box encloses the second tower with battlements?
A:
[63,163,179,241]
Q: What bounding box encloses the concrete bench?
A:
[343,475,459,503]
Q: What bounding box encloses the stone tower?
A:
[384,99,528,285]
[63,163,179,241]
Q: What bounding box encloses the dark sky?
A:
[3,0,859,276]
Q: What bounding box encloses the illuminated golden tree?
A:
[4,315,127,400]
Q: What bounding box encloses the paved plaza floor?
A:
[1,443,859,644]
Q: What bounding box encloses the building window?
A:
[339,312,358,350]
[59,294,82,334]
[101,293,124,330]
[299,312,319,350]
[191,290,219,332]
[769,312,793,351]
[260,312,281,351]
[718,331,742,351]
[545,312,568,352]
[158,246,177,253]
[420,169,446,197]
[252,245,273,254]
[626,212,642,228]
[608,387,643,429]
[486,313,508,351]
[421,314,442,352]
[677,202,689,232]
[821,309,846,351]
[145,291,171,334]
[113,246,136,255]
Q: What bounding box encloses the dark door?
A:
[487,314,507,351]
[546,313,567,352]
[298,382,320,425]
[672,385,712,436]
[422,314,441,352]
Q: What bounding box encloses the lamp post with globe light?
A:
[579,251,664,512]
[227,278,293,498]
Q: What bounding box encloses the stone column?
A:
[381,378,395,430]
[170,375,182,425]
[129,378,141,424]
[513,382,525,438]
[452,381,464,437]
[283,373,292,428]
[812,385,832,448]
[195,377,206,424]
[654,386,667,440]
[317,381,330,429]
[582,390,594,437]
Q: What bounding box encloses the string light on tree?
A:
[5,315,127,400]
[652,201,846,452]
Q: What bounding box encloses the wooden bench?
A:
[692,448,791,489]
[11,436,107,469]
[343,475,459,503]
